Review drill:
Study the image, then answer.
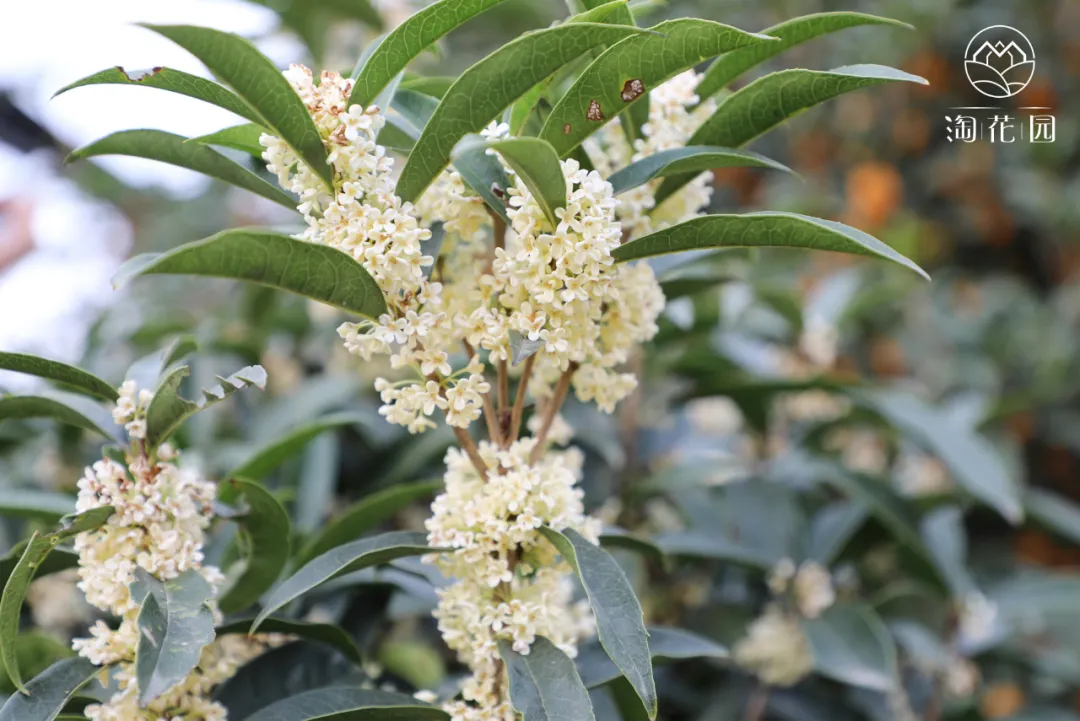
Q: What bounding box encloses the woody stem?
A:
[528,361,579,464]
[508,355,536,444]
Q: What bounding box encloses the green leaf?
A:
[576,627,728,688]
[395,22,648,202]
[0,392,119,440]
[190,123,267,157]
[854,390,1022,523]
[1027,489,1080,545]
[0,545,78,597]
[606,146,791,195]
[612,212,928,280]
[0,507,114,693]
[240,686,448,721]
[499,636,596,721]
[920,506,975,598]
[487,138,566,228]
[398,75,455,99]
[597,528,663,560]
[802,602,897,691]
[69,130,296,210]
[377,119,417,153]
[143,364,267,449]
[114,229,388,319]
[540,527,655,718]
[450,142,513,224]
[0,632,74,696]
[253,531,432,631]
[655,65,927,203]
[0,657,101,721]
[53,66,263,124]
[297,480,442,566]
[0,352,117,401]
[216,618,361,666]
[696,12,914,101]
[653,530,778,569]
[130,569,216,705]
[224,413,368,486]
[0,490,75,522]
[540,18,771,157]
[808,501,867,564]
[350,0,512,107]
[142,24,333,190]
[217,480,291,614]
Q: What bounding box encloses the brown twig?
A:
[743,685,769,721]
[528,362,579,464]
[497,358,510,416]
[453,426,489,480]
[508,355,536,444]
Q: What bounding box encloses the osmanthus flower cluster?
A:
[72,383,267,721]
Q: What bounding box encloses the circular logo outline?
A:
[964,25,1035,98]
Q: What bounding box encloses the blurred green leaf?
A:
[1027,489,1080,545]
[920,506,975,598]
[217,480,291,614]
[576,627,727,687]
[224,413,368,486]
[0,352,117,402]
[802,602,897,691]
[216,618,362,665]
[0,491,75,522]
[0,392,119,440]
[808,501,867,564]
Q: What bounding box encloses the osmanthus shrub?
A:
[0,1,943,720]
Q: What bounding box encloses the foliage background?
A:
[1,0,1079,719]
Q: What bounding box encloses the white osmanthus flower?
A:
[733,603,815,686]
[767,558,836,620]
[72,386,273,721]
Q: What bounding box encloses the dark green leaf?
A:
[653,530,778,569]
[297,481,442,566]
[499,636,595,721]
[224,413,368,485]
[0,392,119,440]
[597,528,662,560]
[0,490,75,522]
[0,508,114,693]
[144,365,266,449]
[540,18,771,157]
[350,0,512,107]
[450,142,512,224]
[487,138,566,227]
[69,130,296,210]
[114,229,388,320]
[576,627,727,687]
[0,632,74,696]
[802,602,897,691]
[539,527,655,718]
[696,12,913,101]
[1027,489,1080,545]
[606,146,791,196]
[216,618,361,666]
[217,480,291,614]
[854,390,1021,523]
[132,569,216,705]
[509,332,545,367]
[0,545,78,597]
[0,352,117,401]
[655,65,927,203]
[53,66,262,124]
[241,686,448,721]
[253,531,432,631]
[0,657,100,721]
[808,501,867,564]
[143,24,333,189]
[395,22,647,202]
[190,124,268,157]
[612,212,928,280]
[398,76,455,99]
[920,506,974,598]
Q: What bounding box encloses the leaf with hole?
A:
[143,364,266,449]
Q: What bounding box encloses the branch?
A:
[453,426,489,481]
[508,354,536,444]
[528,361,578,464]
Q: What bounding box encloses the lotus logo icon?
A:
[964,25,1035,98]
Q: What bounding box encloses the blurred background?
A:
[1,0,1079,719]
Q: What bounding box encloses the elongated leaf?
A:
[216,618,361,665]
[114,229,388,319]
[0,657,100,721]
[395,22,647,202]
[920,506,975,597]
[399,75,455,99]
[0,392,119,439]
[1027,489,1080,545]
[598,528,663,560]
[655,65,927,202]
[351,0,511,107]
[500,637,595,721]
[540,18,770,157]
[0,352,117,401]
[131,569,216,705]
[217,480,291,614]
[54,66,263,124]
[241,685,448,721]
[125,336,199,392]
[0,545,77,595]
[144,365,266,449]
[577,627,728,688]
[487,138,566,227]
[613,212,928,280]
[0,490,75,521]
[607,146,791,195]
[696,12,913,101]
[809,501,867,564]
[143,25,333,189]
[190,123,267,157]
[854,390,1022,523]
[653,530,779,569]
[802,602,897,691]
[253,531,432,631]
[297,480,442,565]
[0,507,114,693]
[225,413,368,485]
[540,528,655,718]
[69,130,296,209]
